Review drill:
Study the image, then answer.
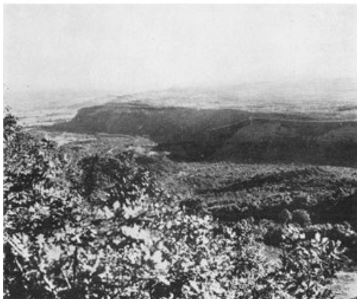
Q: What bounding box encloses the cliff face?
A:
[51,102,356,167]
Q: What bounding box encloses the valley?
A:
[6,82,357,298]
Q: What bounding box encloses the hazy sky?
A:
[4,4,356,93]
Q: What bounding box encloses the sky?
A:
[4,4,356,93]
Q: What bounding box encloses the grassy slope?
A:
[151,160,356,225]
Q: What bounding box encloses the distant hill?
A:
[50,101,356,167]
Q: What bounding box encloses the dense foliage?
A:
[3,113,355,298]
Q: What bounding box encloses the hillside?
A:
[155,161,356,225]
[50,102,356,167]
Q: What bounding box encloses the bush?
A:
[304,222,356,264]
[277,225,348,298]
[278,208,292,224]
[292,209,311,227]
[264,226,284,246]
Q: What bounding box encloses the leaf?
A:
[113,201,121,211]
[200,258,208,268]
[158,275,170,286]
[103,206,114,219]
[189,280,200,292]
[151,250,162,264]
[210,282,224,295]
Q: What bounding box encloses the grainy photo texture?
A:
[3,4,357,299]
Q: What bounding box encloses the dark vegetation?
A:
[4,110,357,298]
[169,164,356,226]
[50,102,356,166]
[153,159,357,262]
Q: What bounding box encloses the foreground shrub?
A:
[277,225,349,298]
[304,222,356,264]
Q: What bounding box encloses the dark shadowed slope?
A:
[49,101,356,167]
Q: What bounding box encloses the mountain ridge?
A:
[49,101,356,167]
